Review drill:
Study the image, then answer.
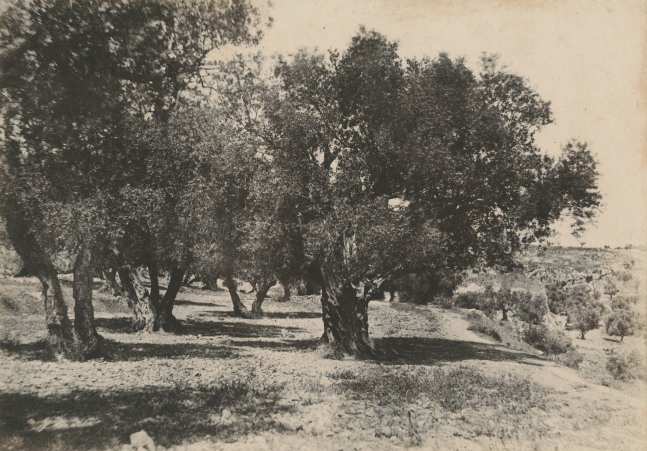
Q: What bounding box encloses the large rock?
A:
[130,430,155,450]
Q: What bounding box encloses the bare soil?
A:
[0,276,646,450]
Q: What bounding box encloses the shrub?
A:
[397,269,462,304]
[523,325,573,355]
[606,351,645,381]
[554,349,584,369]
[566,285,605,339]
[514,292,547,325]
[605,309,637,342]
[570,305,603,339]
[546,283,568,315]
[615,270,633,283]
[454,291,487,310]
[467,314,502,342]
[603,280,619,299]
[432,295,454,309]
[610,296,638,311]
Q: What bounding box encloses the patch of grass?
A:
[553,350,584,369]
[466,314,502,342]
[389,302,422,313]
[522,325,573,355]
[463,311,536,354]
[606,350,646,381]
[335,365,548,414]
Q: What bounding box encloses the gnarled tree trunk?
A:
[148,262,161,307]
[203,274,219,291]
[320,266,374,357]
[296,278,320,295]
[279,279,291,302]
[99,268,122,296]
[224,275,250,318]
[156,265,184,332]
[251,279,277,317]
[5,198,76,357]
[72,245,102,359]
[116,265,157,332]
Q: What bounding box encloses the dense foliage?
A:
[1,3,601,357]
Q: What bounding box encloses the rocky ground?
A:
[0,276,646,450]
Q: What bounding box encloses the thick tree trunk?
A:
[280,281,291,302]
[156,265,184,332]
[38,267,77,356]
[72,245,102,359]
[203,274,219,291]
[5,199,76,357]
[116,265,157,332]
[148,262,160,306]
[99,269,121,295]
[296,278,320,295]
[320,266,374,357]
[251,279,277,317]
[224,276,250,318]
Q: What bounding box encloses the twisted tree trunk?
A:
[116,265,157,332]
[157,265,184,332]
[320,266,374,357]
[72,245,102,359]
[279,279,291,302]
[5,198,77,357]
[251,279,277,317]
[203,274,219,291]
[99,268,122,296]
[224,275,250,318]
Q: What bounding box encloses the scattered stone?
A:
[130,430,155,450]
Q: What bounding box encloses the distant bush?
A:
[570,304,604,339]
[566,285,606,339]
[397,269,462,304]
[523,325,573,355]
[615,270,633,283]
[605,309,637,342]
[454,290,487,310]
[603,280,619,299]
[554,349,584,369]
[606,351,645,381]
[466,313,502,342]
[546,283,568,315]
[514,292,547,325]
[431,295,454,309]
[610,296,638,311]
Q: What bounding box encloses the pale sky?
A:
[250,0,647,247]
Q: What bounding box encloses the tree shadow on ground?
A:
[257,312,321,319]
[374,337,542,365]
[175,299,218,307]
[0,338,241,362]
[95,316,137,334]
[0,381,290,450]
[181,320,304,339]
[227,338,320,352]
[106,341,241,361]
[0,340,53,361]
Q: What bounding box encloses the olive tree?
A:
[256,29,601,356]
[0,0,264,355]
